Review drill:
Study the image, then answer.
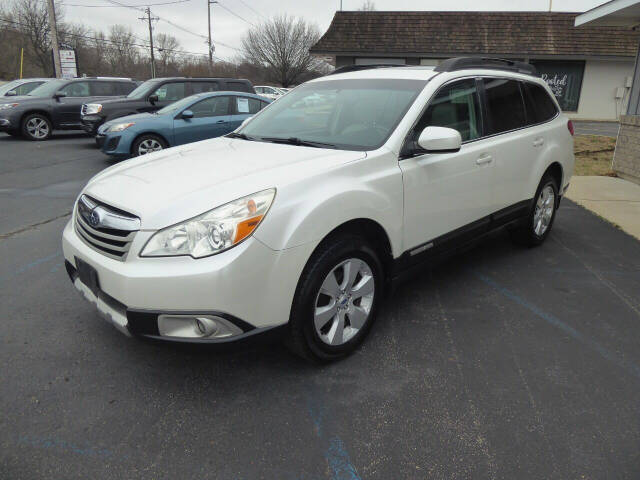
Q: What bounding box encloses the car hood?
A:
[83,137,366,230]
[101,112,159,132]
[94,96,143,108]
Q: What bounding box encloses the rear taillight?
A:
[567,119,574,136]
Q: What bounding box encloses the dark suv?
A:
[0,77,137,140]
[80,77,255,143]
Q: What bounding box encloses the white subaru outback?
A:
[62,57,574,361]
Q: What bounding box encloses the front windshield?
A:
[27,79,68,97]
[156,94,198,115]
[126,79,159,99]
[239,78,427,150]
[0,80,23,96]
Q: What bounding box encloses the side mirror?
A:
[148,94,158,105]
[6,90,16,97]
[53,91,67,100]
[417,126,461,153]
[181,109,194,119]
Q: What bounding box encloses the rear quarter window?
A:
[118,82,137,95]
[522,82,558,124]
[482,78,526,134]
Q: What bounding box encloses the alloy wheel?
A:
[26,118,49,139]
[313,257,375,346]
[533,185,555,236]
[138,138,163,155]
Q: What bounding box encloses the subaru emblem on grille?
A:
[88,209,101,228]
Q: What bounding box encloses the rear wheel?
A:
[510,174,559,247]
[21,113,52,141]
[132,134,166,157]
[286,235,383,362]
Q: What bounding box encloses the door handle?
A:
[533,138,544,147]
[216,120,226,124]
[476,154,493,165]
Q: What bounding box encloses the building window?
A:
[530,60,585,112]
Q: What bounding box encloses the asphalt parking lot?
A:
[2,132,640,479]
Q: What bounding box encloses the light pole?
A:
[207,0,218,72]
[46,0,61,77]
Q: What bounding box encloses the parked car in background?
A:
[255,86,284,100]
[0,78,52,97]
[81,77,255,141]
[0,77,137,140]
[98,92,270,158]
[62,58,574,361]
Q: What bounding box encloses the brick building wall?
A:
[613,115,640,184]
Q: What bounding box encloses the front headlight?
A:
[106,122,135,132]
[140,189,276,258]
[83,103,102,115]
[0,103,18,110]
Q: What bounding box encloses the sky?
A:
[61,0,608,61]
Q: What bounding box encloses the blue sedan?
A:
[97,92,271,158]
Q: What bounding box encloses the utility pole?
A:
[46,0,62,78]
[207,0,217,73]
[140,7,158,78]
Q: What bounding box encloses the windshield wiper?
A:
[226,132,255,141]
[259,136,336,149]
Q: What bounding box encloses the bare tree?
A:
[241,15,322,87]
[358,1,376,11]
[155,33,181,77]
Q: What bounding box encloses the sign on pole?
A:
[59,49,78,78]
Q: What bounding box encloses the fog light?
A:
[158,314,243,339]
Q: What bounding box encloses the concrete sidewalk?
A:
[565,175,640,240]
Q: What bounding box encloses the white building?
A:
[310,11,640,121]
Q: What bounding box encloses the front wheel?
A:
[286,235,384,362]
[510,174,559,247]
[131,134,166,157]
[21,113,52,141]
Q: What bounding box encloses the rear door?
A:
[227,96,266,130]
[481,77,535,211]
[400,78,495,250]
[55,81,92,126]
[172,95,232,145]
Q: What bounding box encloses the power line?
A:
[216,2,255,27]
[235,0,266,20]
[0,17,224,59]
[63,0,191,6]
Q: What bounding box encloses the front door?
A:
[55,81,91,127]
[400,78,495,252]
[173,95,232,145]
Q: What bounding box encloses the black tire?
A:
[509,173,559,247]
[285,234,384,363]
[131,134,167,157]
[21,113,52,141]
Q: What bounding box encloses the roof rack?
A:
[434,57,538,76]
[329,64,399,75]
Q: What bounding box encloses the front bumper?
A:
[62,217,313,343]
[81,116,103,135]
[0,117,14,132]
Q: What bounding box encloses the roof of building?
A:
[310,11,640,58]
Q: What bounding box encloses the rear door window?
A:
[482,78,526,134]
[191,82,219,94]
[413,78,482,143]
[235,97,262,114]
[117,82,137,95]
[522,82,558,124]
[91,81,116,96]
[225,81,252,93]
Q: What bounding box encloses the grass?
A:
[573,135,616,176]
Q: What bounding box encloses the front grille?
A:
[74,195,139,261]
[81,104,87,115]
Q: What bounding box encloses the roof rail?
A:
[328,64,399,75]
[434,57,538,76]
